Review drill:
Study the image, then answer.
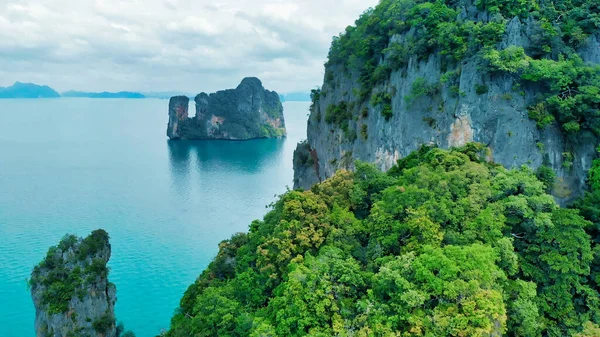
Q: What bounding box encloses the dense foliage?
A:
[167,144,600,336]
[322,0,600,134]
[573,147,600,291]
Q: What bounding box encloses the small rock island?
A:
[30,230,117,337]
[167,77,286,140]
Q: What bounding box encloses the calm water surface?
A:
[0,99,309,337]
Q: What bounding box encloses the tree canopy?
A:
[166,144,600,336]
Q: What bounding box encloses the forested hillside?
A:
[167,144,600,336]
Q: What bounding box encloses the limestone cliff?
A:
[294,2,600,204]
[167,77,286,140]
[167,96,190,140]
[30,230,117,337]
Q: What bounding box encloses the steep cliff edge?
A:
[167,77,286,140]
[293,0,600,204]
[30,230,117,337]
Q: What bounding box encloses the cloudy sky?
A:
[0,0,378,94]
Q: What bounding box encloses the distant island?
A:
[0,82,147,99]
[0,82,60,98]
[62,91,145,99]
[0,81,309,101]
[142,91,194,100]
[167,77,286,140]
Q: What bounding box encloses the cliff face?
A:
[294,5,600,204]
[167,96,190,140]
[167,77,286,140]
[292,140,321,190]
[30,230,117,337]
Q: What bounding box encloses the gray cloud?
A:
[0,0,377,93]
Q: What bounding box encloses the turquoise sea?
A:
[0,99,309,337]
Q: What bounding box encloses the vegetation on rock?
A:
[30,230,136,337]
[30,230,111,314]
[321,0,600,134]
[168,78,286,140]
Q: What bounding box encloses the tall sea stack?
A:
[30,230,117,337]
[166,77,286,140]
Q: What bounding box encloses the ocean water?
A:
[0,99,309,337]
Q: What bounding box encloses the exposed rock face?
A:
[294,16,600,204]
[168,96,190,140]
[293,141,321,189]
[167,78,286,140]
[30,230,117,337]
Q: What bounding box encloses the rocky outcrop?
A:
[293,141,321,189]
[167,78,286,140]
[294,13,600,204]
[168,96,190,140]
[30,230,117,337]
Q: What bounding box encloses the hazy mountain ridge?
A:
[142,91,193,99]
[0,82,191,99]
[62,91,145,99]
[0,82,60,98]
[0,81,307,101]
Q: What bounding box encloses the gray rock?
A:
[294,20,600,205]
[166,77,286,140]
[580,34,600,64]
[167,96,190,140]
[293,140,322,190]
[30,230,117,337]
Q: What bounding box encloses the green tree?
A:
[369,244,507,336]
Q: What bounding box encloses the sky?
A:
[0,0,379,93]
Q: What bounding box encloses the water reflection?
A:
[168,138,286,176]
[167,140,193,196]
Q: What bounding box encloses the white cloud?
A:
[262,3,299,21]
[0,0,378,93]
